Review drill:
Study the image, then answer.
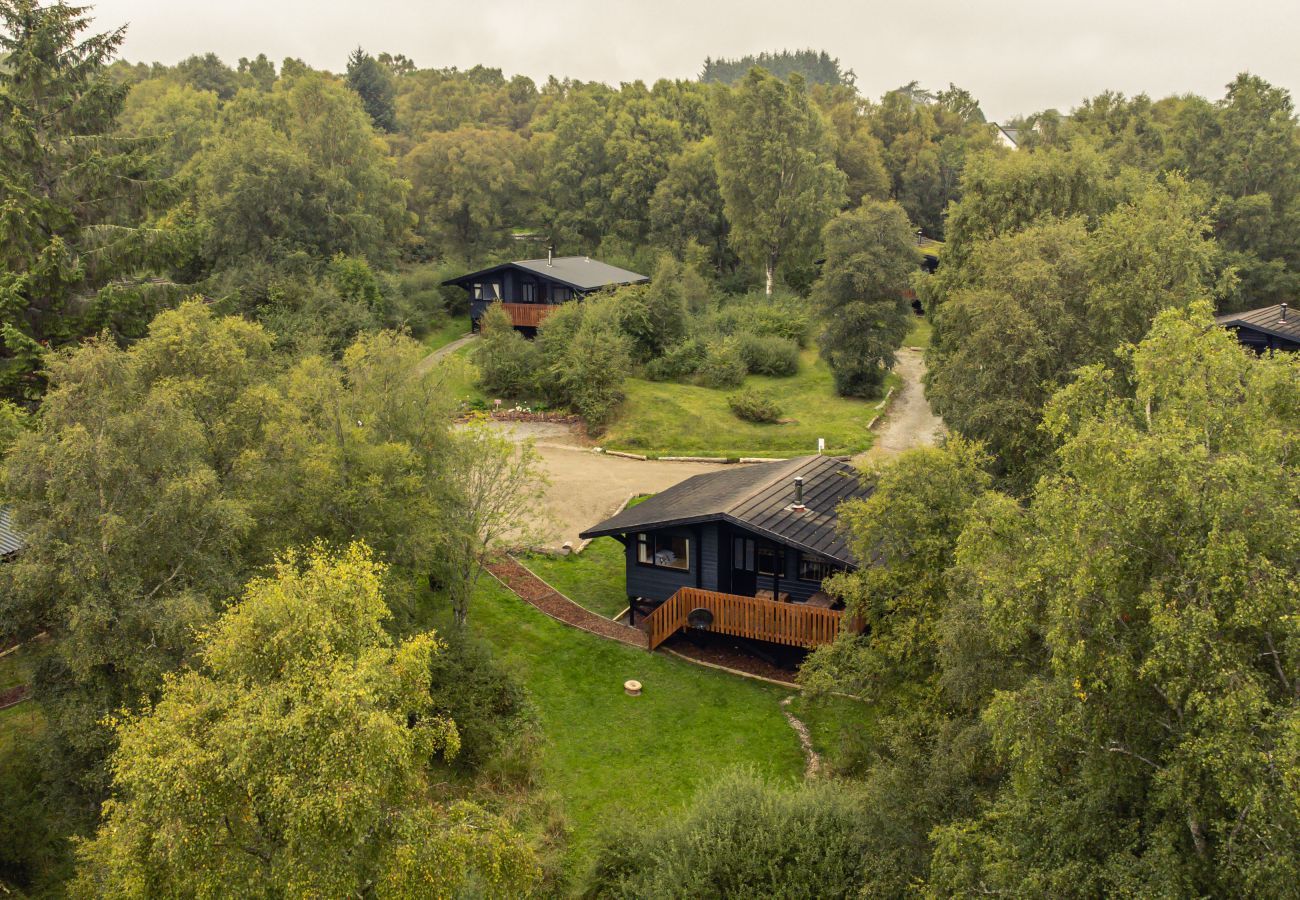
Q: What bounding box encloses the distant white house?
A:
[992,123,1020,150]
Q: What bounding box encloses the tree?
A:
[194,71,410,267]
[813,200,917,397]
[116,78,219,174]
[648,139,733,272]
[0,0,194,400]
[73,543,538,897]
[711,68,846,294]
[345,46,397,132]
[701,49,855,87]
[926,174,1218,490]
[614,256,689,361]
[929,304,1300,894]
[403,126,531,257]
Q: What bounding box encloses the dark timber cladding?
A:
[1216,303,1300,353]
[442,255,648,331]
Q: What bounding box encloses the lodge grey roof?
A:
[0,507,23,559]
[443,256,648,293]
[580,455,871,566]
[1216,304,1300,345]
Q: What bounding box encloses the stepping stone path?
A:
[486,556,649,649]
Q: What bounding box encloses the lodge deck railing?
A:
[644,586,849,651]
[499,302,556,328]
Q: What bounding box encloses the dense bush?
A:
[708,293,813,347]
[587,769,871,898]
[474,304,540,398]
[557,299,633,431]
[427,631,533,771]
[727,388,783,423]
[736,331,799,376]
[644,338,707,382]
[694,335,747,389]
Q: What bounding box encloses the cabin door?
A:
[731,536,757,596]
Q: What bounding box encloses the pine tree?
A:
[0,0,191,402]
[345,46,396,132]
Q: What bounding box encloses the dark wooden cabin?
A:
[1217,303,1300,353]
[443,252,648,332]
[580,455,870,650]
[0,507,24,562]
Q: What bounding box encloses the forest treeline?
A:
[3,0,1300,896]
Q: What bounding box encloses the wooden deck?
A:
[500,302,556,328]
[644,587,850,651]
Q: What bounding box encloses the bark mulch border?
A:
[486,556,649,649]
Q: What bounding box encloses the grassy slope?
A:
[462,576,808,873]
[603,348,898,458]
[421,314,472,352]
[904,314,932,348]
[518,538,629,620]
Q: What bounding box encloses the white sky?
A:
[93,0,1300,121]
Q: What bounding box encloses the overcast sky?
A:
[93,0,1300,121]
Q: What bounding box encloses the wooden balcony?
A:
[644,586,853,651]
[499,302,557,328]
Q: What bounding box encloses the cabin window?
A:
[732,537,755,571]
[637,532,689,571]
[521,282,536,303]
[757,546,782,577]
[471,283,483,300]
[799,555,838,583]
[488,282,502,300]
[553,286,572,302]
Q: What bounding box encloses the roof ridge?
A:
[722,455,823,516]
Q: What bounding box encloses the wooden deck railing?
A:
[644,586,848,651]
[499,302,556,328]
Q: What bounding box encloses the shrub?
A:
[694,335,746,389]
[644,338,707,382]
[727,388,783,423]
[474,304,540,398]
[708,293,813,347]
[586,769,871,898]
[555,296,632,432]
[427,631,533,772]
[736,331,799,376]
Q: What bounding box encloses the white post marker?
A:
[817,437,825,454]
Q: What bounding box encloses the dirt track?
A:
[492,422,732,550]
[857,347,945,465]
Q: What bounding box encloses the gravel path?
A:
[858,347,945,464]
[486,556,648,648]
[781,695,822,778]
[491,422,733,551]
[415,332,477,374]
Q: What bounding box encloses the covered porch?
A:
[641,586,854,651]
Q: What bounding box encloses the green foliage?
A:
[706,292,813,347]
[927,173,1218,490]
[813,200,917,397]
[613,257,689,360]
[726,387,782,423]
[701,49,855,87]
[734,331,799,376]
[473,304,540,399]
[345,46,396,131]
[115,77,219,172]
[711,68,846,293]
[73,543,539,898]
[648,138,733,273]
[194,71,409,267]
[588,769,872,898]
[554,298,633,431]
[0,0,196,400]
[694,335,746,389]
[643,337,706,382]
[426,631,533,771]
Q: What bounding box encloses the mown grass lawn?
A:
[456,576,809,876]
[603,348,898,458]
[421,314,471,352]
[434,343,487,406]
[518,538,629,620]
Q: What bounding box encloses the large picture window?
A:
[521,282,537,303]
[637,533,689,571]
[799,554,839,583]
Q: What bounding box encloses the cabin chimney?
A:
[547,245,554,267]
[791,476,805,511]
[1281,302,1289,323]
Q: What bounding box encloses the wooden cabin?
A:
[0,507,23,562]
[580,455,870,650]
[1217,303,1300,353]
[443,252,648,332]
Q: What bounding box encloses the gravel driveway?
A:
[490,422,732,551]
[857,347,945,465]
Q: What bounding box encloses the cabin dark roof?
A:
[0,507,24,559]
[580,455,871,566]
[442,257,648,293]
[1216,304,1300,345]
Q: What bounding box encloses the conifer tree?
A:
[345,45,397,132]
